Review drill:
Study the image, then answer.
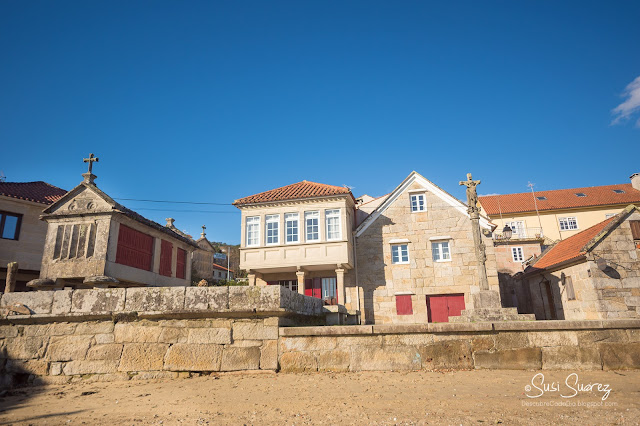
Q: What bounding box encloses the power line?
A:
[131,207,238,213]
[114,197,232,206]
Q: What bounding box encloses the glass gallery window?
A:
[246,216,260,246]
[285,213,299,243]
[265,214,279,245]
[325,209,341,240]
[305,211,320,241]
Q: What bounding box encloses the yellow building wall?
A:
[482,204,640,242]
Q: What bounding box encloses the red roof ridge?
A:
[479,182,635,199]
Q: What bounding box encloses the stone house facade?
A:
[349,172,498,324]
[32,172,197,289]
[524,205,640,320]
[0,181,67,290]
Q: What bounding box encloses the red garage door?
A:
[426,294,465,323]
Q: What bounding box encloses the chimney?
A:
[166,218,175,228]
[631,173,640,191]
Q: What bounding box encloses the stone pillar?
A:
[248,273,256,286]
[5,262,18,293]
[296,270,305,295]
[335,267,345,305]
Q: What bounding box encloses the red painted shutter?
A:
[176,248,186,279]
[395,295,413,315]
[426,296,449,322]
[159,240,173,277]
[446,294,466,318]
[304,279,313,297]
[115,225,153,271]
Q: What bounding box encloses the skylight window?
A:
[613,189,625,194]
[536,196,547,201]
[575,193,587,197]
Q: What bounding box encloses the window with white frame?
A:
[410,193,426,212]
[432,241,451,262]
[265,214,279,245]
[506,221,525,237]
[285,213,299,243]
[325,209,341,240]
[391,244,409,264]
[305,211,320,241]
[559,217,578,231]
[246,216,260,247]
[511,246,524,262]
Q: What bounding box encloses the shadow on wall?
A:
[0,347,48,415]
[357,215,394,324]
[527,274,566,320]
[498,271,534,315]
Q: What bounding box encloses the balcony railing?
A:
[493,227,544,241]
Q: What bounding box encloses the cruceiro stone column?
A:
[5,262,18,293]
[454,174,535,322]
[296,269,306,295]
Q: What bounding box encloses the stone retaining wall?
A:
[0,317,279,387]
[1,287,639,387]
[279,320,640,372]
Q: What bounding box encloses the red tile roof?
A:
[529,216,617,271]
[479,183,640,216]
[233,180,353,205]
[0,181,67,205]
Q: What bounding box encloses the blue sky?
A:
[1,1,639,244]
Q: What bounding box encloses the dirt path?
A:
[0,370,638,425]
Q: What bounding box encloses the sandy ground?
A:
[0,370,638,425]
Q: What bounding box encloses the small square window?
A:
[391,244,409,264]
[536,196,547,201]
[511,247,524,262]
[410,194,426,212]
[575,193,587,197]
[613,189,625,194]
[432,241,451,262]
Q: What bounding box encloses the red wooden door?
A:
[159,240,173,277]
[176,248,186,279]
[426,294,465,322]
[304,278,322,299]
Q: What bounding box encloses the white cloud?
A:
[611,75,640,127]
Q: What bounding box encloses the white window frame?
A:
[285,213,299,244]
[511,246,524,262]
[305,211,320,242]
[265,214,280,245]
[410,193,426,212]
[506,220,525,238]
[325,209,341,241]
[432,240,452,262]
[391,244,409,264]
[246,216,260,247]
[559,217,578,231]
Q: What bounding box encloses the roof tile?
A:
[0,181,67,205]
[233,180,352,205]
[530,216,617,270]
[479,183,640,216]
